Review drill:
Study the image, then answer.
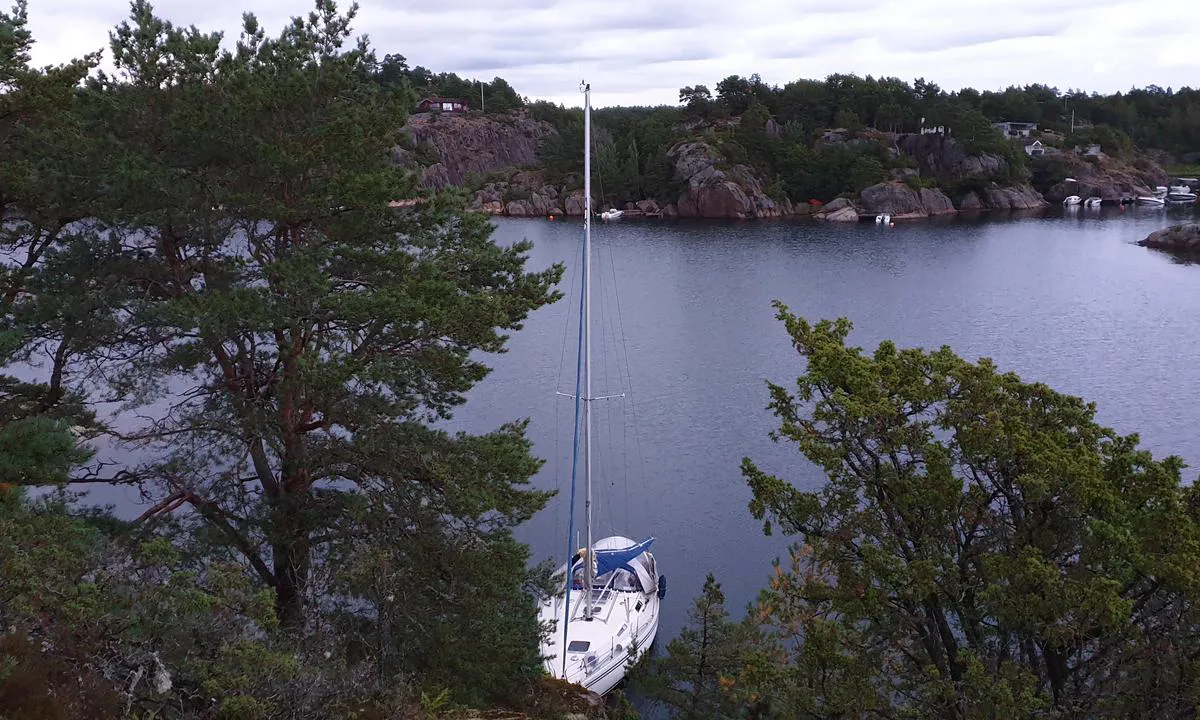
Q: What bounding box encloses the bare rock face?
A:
[404,110,554,186]
[954,185,1046,211]
[895,133,1008,184]
[919,187,956,215]
[858,182,956,219]
[1138,223,1200,256]
[813,197,860,222]
[1041,155,1165,203]
[959,191,984,211]
[977,184,1047,210]
[420,163,452,190]
[667,140,791,219]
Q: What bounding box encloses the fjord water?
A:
[71,207,1200,655]
[450,207,1200,646]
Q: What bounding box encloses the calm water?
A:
[448,205,1200,647]
[54,205,1200,655]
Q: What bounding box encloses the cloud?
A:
[24,0,1200,108]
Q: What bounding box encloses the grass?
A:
[1165,164,1200,177]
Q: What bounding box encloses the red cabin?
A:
[416,96,468,113]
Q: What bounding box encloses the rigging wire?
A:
[605,224,649,534]
[552,229,582,550]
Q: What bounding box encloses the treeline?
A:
[518,73,1196,207]
[372,52,525,113]
[674,73,1199,156]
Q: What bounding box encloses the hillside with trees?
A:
[385,68,1193,219]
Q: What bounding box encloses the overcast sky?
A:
[24,0,1200,108]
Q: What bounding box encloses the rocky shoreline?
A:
[395,110,1168,222]
[1138,223,1200,257]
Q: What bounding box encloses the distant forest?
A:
[375,56,1199,205]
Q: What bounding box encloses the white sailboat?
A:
[536,81,663,697]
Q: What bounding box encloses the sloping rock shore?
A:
[1138,223,1200,257]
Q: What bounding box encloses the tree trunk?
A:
[271,496,311,631]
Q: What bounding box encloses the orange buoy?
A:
[548,214,555,220]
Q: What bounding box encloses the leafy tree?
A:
[679,84,715,119]
[372,52,409,88]
[0,486,412,719]
[4,0,564,709]
[737,303,1200,718]
[716,75,755,115]
[483,75,523,113]
[637,573,761,720]
[0,0,103,489]
[332,421,554,707]
[2,5,563,705]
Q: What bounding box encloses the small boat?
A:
[1166,186,1198,203]
[537,80,663,697]
[874,213,892,224]
[1063,195,1082,206]
[1136,196,1166,206]
[1083,197,1102,208]
[599,209,623,220]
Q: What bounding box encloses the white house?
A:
[993,121,1038,138]
[1024,140,1046,157]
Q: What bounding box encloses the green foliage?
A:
[3,0,566,714]
[0,491,418,719]
[635,573,760,720]
[373,54,522,115]
[1029,154,1074,195]
[64,0,563,639]
[527,99,580,132]
[523,71,1179,207]
[903,174,939,190]
[774,142,890,201]
[679,84,715,119]
[735,302,1200,717]
[331,421,554,707]
[1166,164,1200,176]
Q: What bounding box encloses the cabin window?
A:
[567,640,590,653]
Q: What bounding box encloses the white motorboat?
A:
[599,209,623,220]
[1136,195,1166,206]
[1166,185,1198,203]
[1083,196,1102,208]
[1063,195,1082,206]
[537,81,663,697]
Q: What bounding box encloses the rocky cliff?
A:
[894,133,1046,211]
[857,182,956,219]
[398,110,555,188]
[1040,153,1167,203]
[666,140,792,219]
[397,112,1058,220]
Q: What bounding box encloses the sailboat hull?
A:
[538,535,662,695]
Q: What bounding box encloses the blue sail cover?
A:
[593,537,655,577]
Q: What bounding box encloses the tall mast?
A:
[581,80,595,621]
